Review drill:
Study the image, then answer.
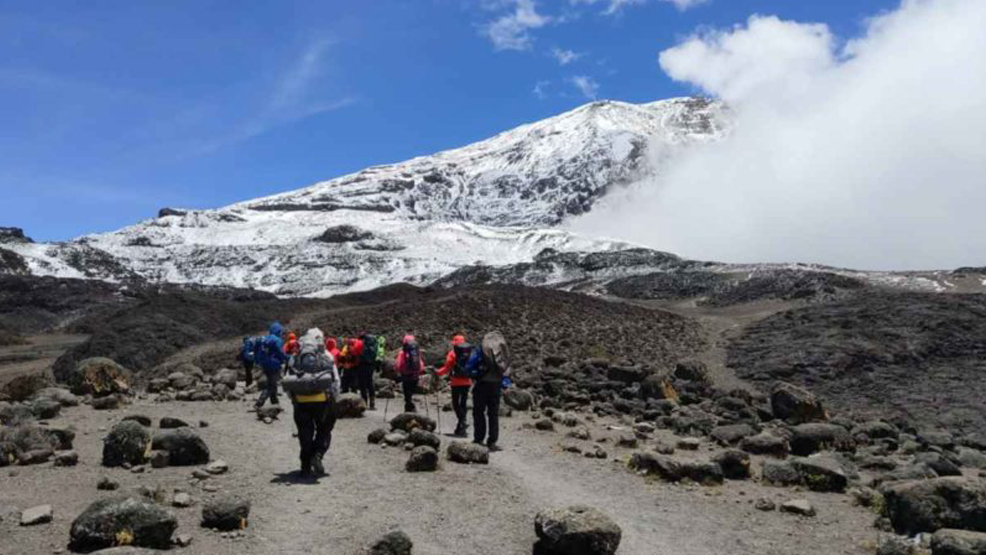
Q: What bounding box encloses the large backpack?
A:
[479,331,510,379]
[452,342,474,378]
[241,337,257,363]
[254,335,282,367]
[400,340,421,376]
[282,334,336,398]
[360,334,378,365]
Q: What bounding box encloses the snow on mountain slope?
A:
[3,97,726,297]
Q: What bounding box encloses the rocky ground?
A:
[2,275,986,554]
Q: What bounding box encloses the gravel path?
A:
[1,392,881,555]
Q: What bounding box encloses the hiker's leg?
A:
[367,366,376,407]
[357,366,371,404]
[266,369,280,405]
[452,386,468,432]
[488,387,502,446]
[402,377,416,412]
[293,404,314,472]
[316,404,336,455]
[243,361,253,387]
[472,384,488,444]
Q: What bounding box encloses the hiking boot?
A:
[487,443,502,452]
[369,400,376,410]
[299,467,312,477]
[311,456,325,477]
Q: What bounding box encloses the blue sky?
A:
[0,0,899,241]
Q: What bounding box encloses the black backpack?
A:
[401,341,421,376]
[452,343,473,378]
[360,334,378,365]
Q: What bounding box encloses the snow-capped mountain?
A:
[2,98,728,296]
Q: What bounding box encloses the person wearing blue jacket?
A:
[254,322,288,409]
[239,336,260,387]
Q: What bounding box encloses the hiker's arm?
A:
[436,351,454,377]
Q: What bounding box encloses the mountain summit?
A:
[2,98,726,296]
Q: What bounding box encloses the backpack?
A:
[360,334,378,365]
[255,335,282,366]
[282,336,336,398]
[241,337,257,363]
[471,331,509,380]
[452,343,474,378]
[401,341,421,376]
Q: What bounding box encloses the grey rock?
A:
[151,428,210,465]
[780,499,816,517]
[408,429,441,450]
[54,450,79,466]
[931,529,986,555]
[790,423,855,456]
[447,441,489,464]
[201,495,250,531]
[762,460,802,487]
[69,497,177,551]
[159,416,189,429]
[791,455,848,493]
[367,428,388,444]
[503,388,534,411]
[389,412,436,433]
[882,477,986,535]
[20,504,52,526]
[102,421,151,467]
[406,446,439,472]
[771,382,827,424]
[334,393,367,418]
[713,450,751,480]
[534,505,622,555]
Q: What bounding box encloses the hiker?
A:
[436,334,473,437]
[394,335,424,413]
[284,332,300,364]
[239,335,260,387]
[376,335,387,375]
[325,337,340,359]
[254,322,288,408]
[281,328,340,477]
[337,337,362,394]
[466,331,512,451]
[357,333,378,410]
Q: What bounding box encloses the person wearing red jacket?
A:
[337,337,363,394]
[284,332,300,356]
[325,337,340,359]
[394,334,424,413]
[436,334,473,437]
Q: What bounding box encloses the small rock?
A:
[771,382,827,424]
[199,420,209,428]
[191,469,211,480]
[130,465,146,474]
[102,421,151,467]
[389,412,436,433]
[406,446,439,472]
[534,505,622,555]
[69,497,177,551]
[151,428,210,465]
[334,393,367,419]
[159,417,189,429]
[122,415,153,427]
[97,476,120,491]
[567,427,592,441]
[535,419,556,432]
[201,495,250,531]
[172,493,194,508]
[150,450,170,469]
[20,505,53,526]
[677,438,701,451]
[447,441,489,464]
[54,450,79,467]
[174,533,194,547]
[780,499,816,517]
[755,498,776,512]
[91,395,122,411]
[383,432,408,447]
[206,460,229,475]
[368,428,388,444]
[363,530,413,555]
[408,429,441,450]
[930,528,986,555]
[713,450,751,480]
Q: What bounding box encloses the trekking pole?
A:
[435,388,442,435]
[383,396,390,423]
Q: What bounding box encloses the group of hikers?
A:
[239,323,512,477]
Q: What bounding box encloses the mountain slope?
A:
[2,98,727,296]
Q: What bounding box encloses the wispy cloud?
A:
[532,79,551,99]
[569,75,599,99]
[571,0,707,15]
[483,0,551,51]
[551,47,583,65]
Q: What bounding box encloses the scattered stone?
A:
[503,388,535,411]
[534,505,622,555]
[711,424,757,446]
[616,434,637,448]
[771,382,827,424]
[654,441,676,455]
[92,395,122,411]
[20,504,53,526]
[97,476,120,491]
[368,428,388,444]
[762,460,802,487]
[102,421,151,467]
[256,406,283,421]
[389,413,436,433]
[32,387,80,407]
[406,446,439,472]
[916,452,963,477]
[447,441,490,464]
[584,444,608,459]
[780,499,816,517]
[931,529,986,555]
[677,438,701,451]
[876,537,916,555]
[69,497,177,551]
[791,455,849,493]
[334,393,367,418]
[17,448,53,465]
[191,469,211,480]
[199,420,209,428]
[201,495,250,531]
[150,450,170,469]
[174,533,194,547]
[151,428,210,466]
[206,460,229,475]
[68,357,132,397]
[362,530,413,555]
[54,450,79,466]
[562,443,583,454]
[159,417,189,429]
[29,397,62,419]
[882,477,986,535]
[122,414,153,427]
[790,423,855,456]
[131,465,146,474]
[383,432,408,447]
[172,493,194,508]
[755,498,776,512]
[535,419,556,432]
[713,450,752,480]
[408,429,441,450]
[40,426,76,450]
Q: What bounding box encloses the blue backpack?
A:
[241,337,258,363]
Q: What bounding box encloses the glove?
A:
[501,376,513,390]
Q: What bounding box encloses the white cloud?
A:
[484,0,551,51]
[533,80,551,99]
[571,0,707,15]
[569,75,599,99]
[573,0,986,270]
[551,47,583,65]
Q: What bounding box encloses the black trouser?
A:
[451,385,470,433]
[256,367,280,406]
[356,363,375,405]
[243,360,254,387]
[292,401,336,471]
[340,368,357,394]
[473,381,501,445]
[401,375,418,413]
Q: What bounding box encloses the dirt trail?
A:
[2,394,880,555]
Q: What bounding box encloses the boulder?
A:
[69,497,177,551]
[40,426,75,450]
[68,357,132,397]
[536,419,556,432]
[790,423,855,456]
[363,530,414,555]
[629,453,681,481]
[213,368,238,390]
[167,371,196,390]
[771,382,827,424]
[18,448,53,465]
[20,504,52,526]
[639,372,678,402]
[0,402,35,426]
[740,432,791,458]
[447,441,489,464]
[406,446,439,472]
[931,529,986,555]
[335,393,367,418]
[201,495,250,531]
[876,537,916,555]
[762,460,802,487]
[122,414,152,427]
[680,461,725,485]
[151,428,210,466]
[711,424,757,446]
[916,452,964,477]
[368,428,388,444]
[503,388,535,411]
[790,455,849,493]
[102,421,151,467]
[881,477,986,535]
[159,416,189,429]
[408,429,441,450]
[29,397,62,419]
[390,413,436,433]
[92,395,122,411]
[54,450,79,466]
[674,360,712,383]
[713,450,752,480]
[534,505,622,555]
[780,499,816,517]
[852,420,900,441]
